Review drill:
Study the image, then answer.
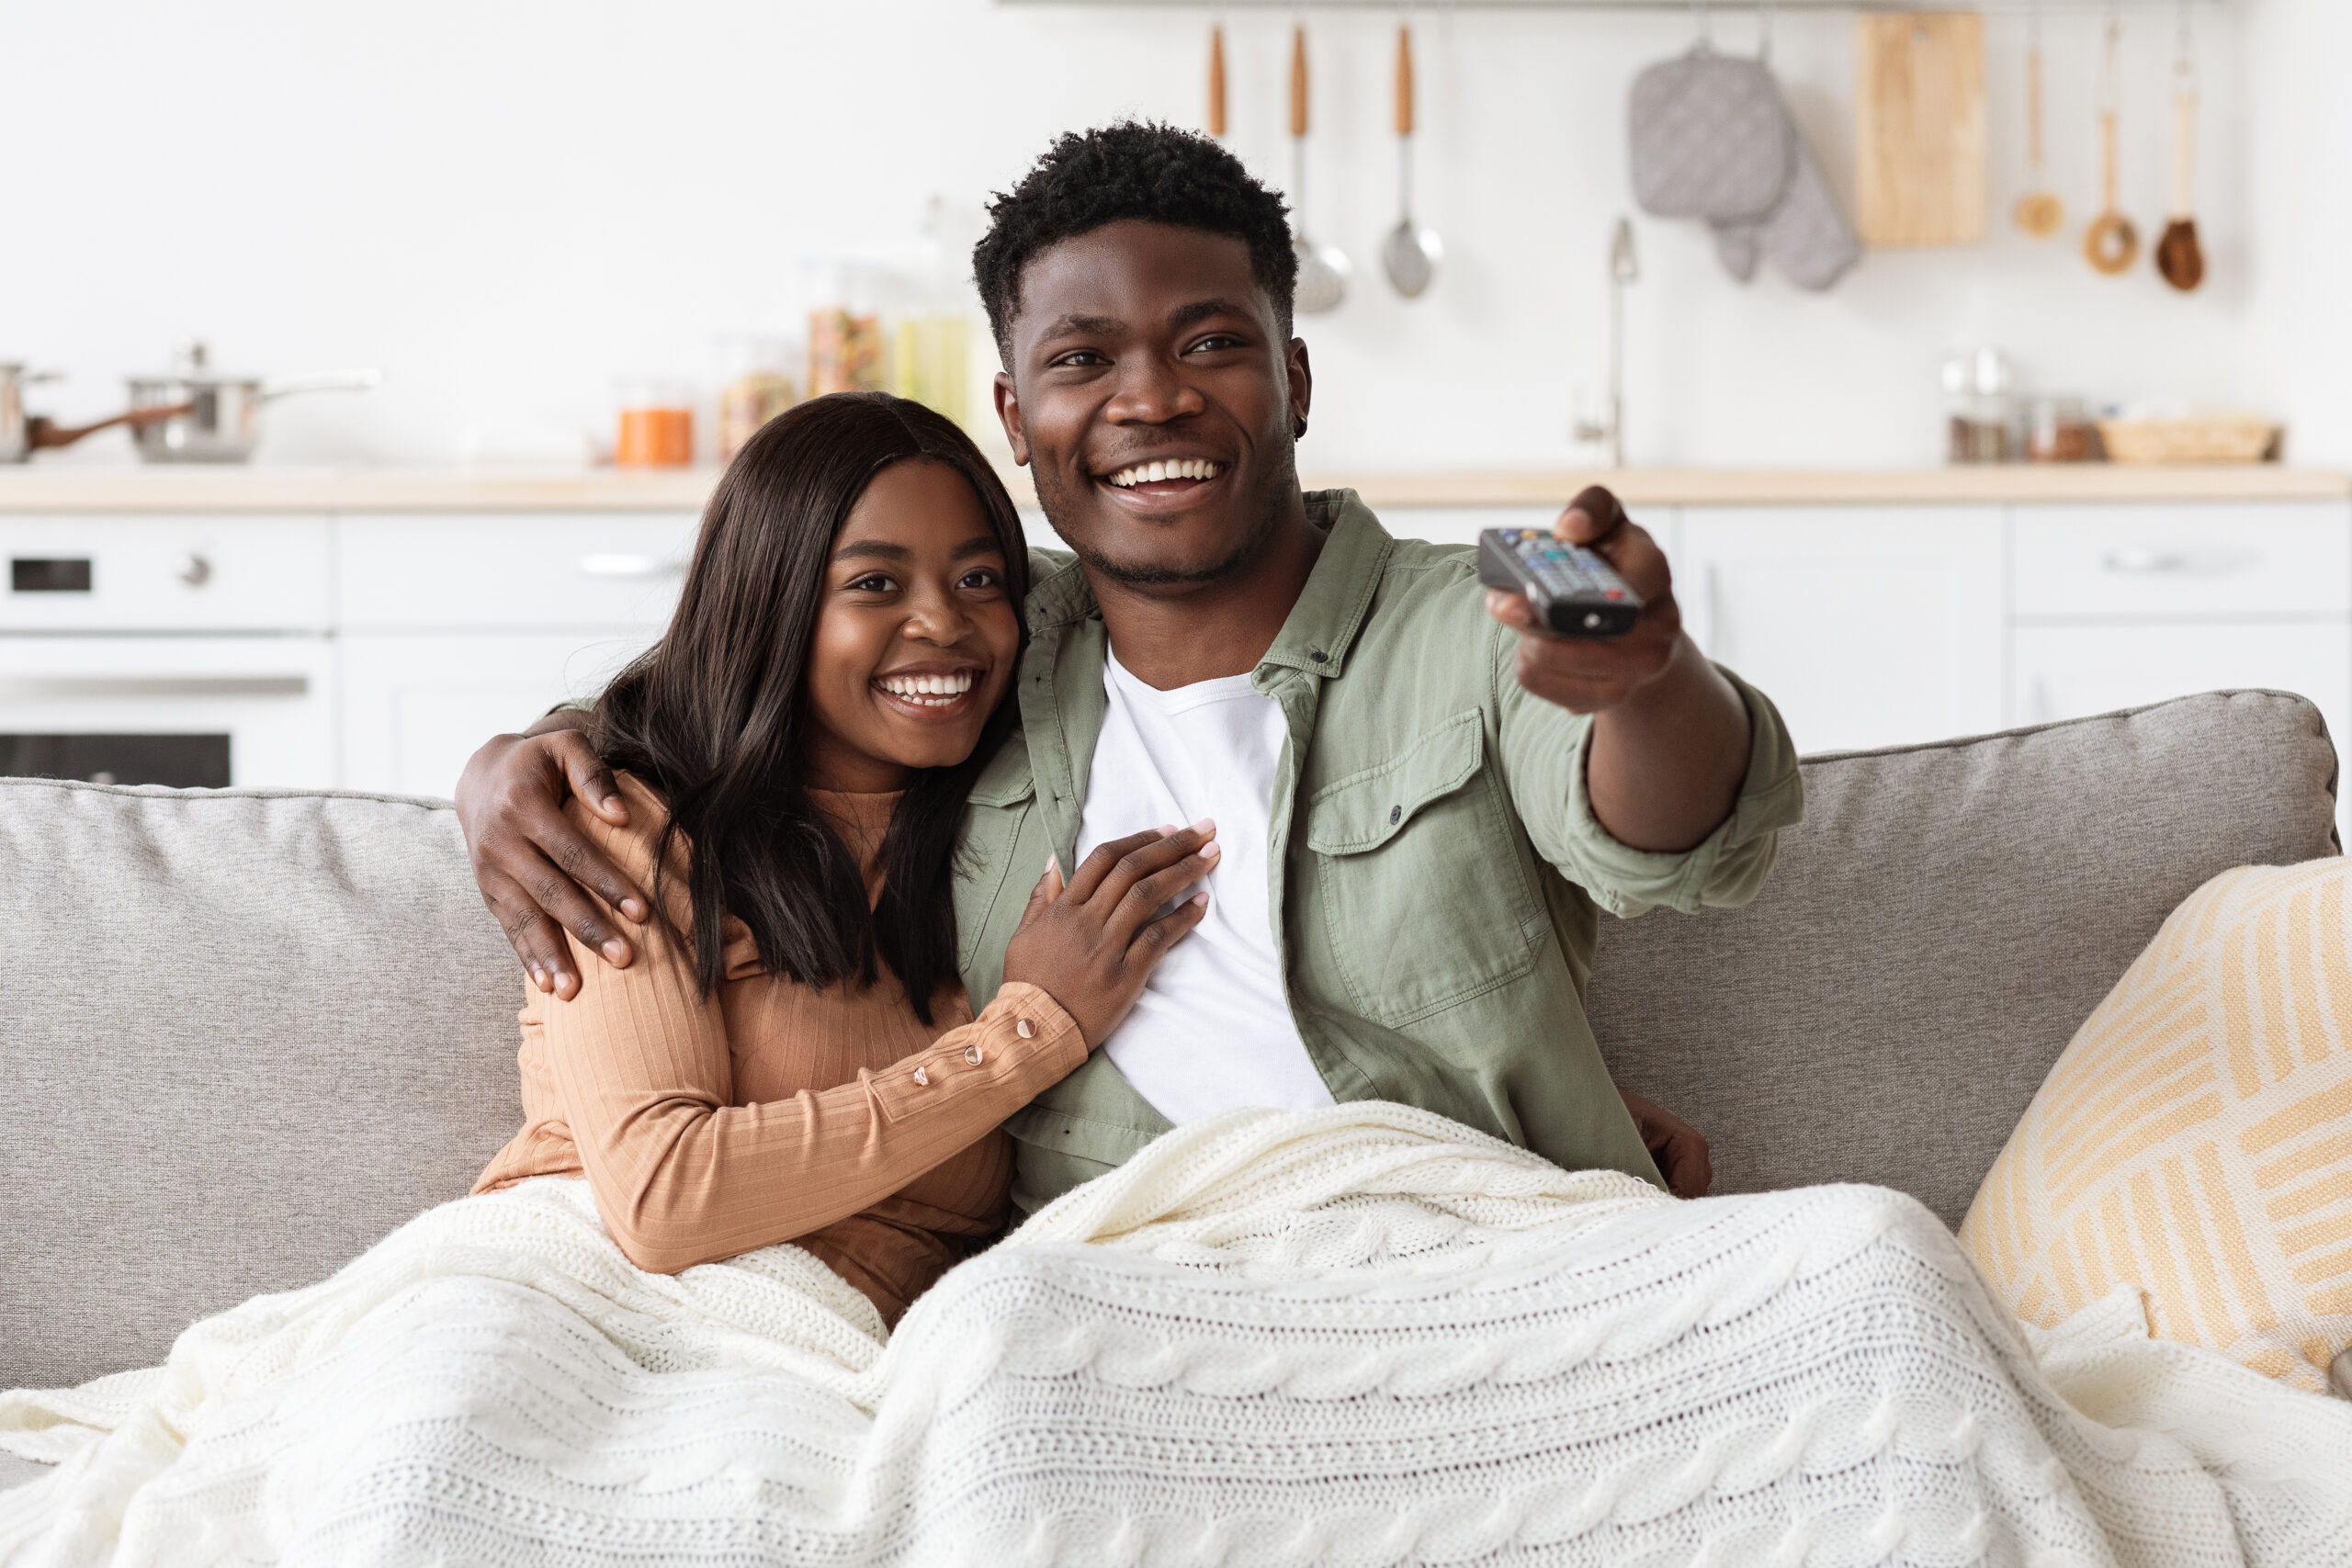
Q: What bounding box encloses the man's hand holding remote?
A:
[1483,484,1754,854]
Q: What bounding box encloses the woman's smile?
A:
[872,662,985,716]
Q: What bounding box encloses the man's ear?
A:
[1286,336,1313,428]
[993,371,1031,467]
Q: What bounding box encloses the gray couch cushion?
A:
[1590,690,2341,1229]
[1,782,523,1392]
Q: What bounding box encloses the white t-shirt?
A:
[1071,650,1337,1125]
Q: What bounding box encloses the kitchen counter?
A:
[0,464,2346,513]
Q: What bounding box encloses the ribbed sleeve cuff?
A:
[869,983,1088,1124]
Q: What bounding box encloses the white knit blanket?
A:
[6,1102,2349,1567]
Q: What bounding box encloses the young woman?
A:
[472,392,1216,1326]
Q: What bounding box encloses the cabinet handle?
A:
[177,552,212,587]
[2100,547,2192,574]
[0,675,307,699]
[577,553,683,580]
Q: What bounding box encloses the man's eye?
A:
[1186,333,1244,354]
[1052,349,1107,368]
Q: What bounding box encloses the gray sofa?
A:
[3,690,2340,1492]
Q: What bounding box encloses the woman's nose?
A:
[903,589,972,645]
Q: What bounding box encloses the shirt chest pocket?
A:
[1302,710,1547,1028]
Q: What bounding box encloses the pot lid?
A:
[127,340,262,389]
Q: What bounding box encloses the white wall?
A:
[2241,0,2352,467]
[2,0,2328,472]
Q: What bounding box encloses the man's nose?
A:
[1104,351,1204,425]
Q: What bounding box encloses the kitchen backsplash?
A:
[7,0,2345,472]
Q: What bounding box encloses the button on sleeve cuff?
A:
[869,982,1089,1125]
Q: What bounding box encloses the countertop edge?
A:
[0,465,2345,512]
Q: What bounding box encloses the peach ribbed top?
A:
[474,770,1084,1325]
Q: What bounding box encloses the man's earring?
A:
[1293,415,1309,439]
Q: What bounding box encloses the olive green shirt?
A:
[954,490,1804,1214]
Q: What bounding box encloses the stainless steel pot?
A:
[0,364,61,462]
[127,342,379,464]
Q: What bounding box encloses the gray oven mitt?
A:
[1758,124,1859,290]
[1698,71,1860,290]
[1628,47,1792,221]
[1710,217,1764,281]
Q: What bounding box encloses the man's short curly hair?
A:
[972,121,1296,363]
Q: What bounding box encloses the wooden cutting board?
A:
[1855,13,1986,247]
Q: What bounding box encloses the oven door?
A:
[0,636,335,788]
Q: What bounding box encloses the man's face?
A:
[994,220,1311,591]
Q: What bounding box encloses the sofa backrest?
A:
[2,691,2338,1390]
[1589,689,2340,1230]
[1,784,524,1391]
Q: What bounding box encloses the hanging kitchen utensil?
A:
[1628,27,1791,225]
[2084,15,2139,276]
[1758,122,1860,290]
[2012,2,2064,237]
[1288,26,1350,315]
[126,341,381,464]
[1703,10,1859,293]
[1207,24,1227,138]
[1855,11,1986,247]
[2155,6,2206,291]
[1381,23,1442,299]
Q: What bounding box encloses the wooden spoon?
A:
[2013,30,2063,238]
[2156,86,2205,289]
[1207,24,1227,138]
[2084,108,2139,276]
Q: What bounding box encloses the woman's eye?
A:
[846,573,897,592]
[958,568,1004,591]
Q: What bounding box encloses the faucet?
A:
[1574,217,1639,469]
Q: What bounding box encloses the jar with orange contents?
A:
[614,378,694,468]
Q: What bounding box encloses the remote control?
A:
[1476,527,1644,637]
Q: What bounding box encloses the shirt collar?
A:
[1024,488,1394,685]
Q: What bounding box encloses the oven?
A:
[3,516,336,788]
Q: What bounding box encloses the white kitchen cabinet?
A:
[2,516,331,632]
[1374,506,1569,549]
[0,634,335,788]
[1678,506,2006,754]
[339,632,656,799]
[2011,502,2352,620]
[337,514,700,630]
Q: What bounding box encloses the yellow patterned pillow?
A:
[1962,858,2352,1394]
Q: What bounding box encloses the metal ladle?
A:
[1289,26,1350,314]
[1381,24,1443,299]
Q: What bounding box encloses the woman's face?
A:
[801,458,1023,793]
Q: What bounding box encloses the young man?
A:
[456,123,1801,1213]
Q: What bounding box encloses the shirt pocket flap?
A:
[966,739,1035,807]
[1305,710,1486,856]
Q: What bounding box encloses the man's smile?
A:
[1094,456,1229,508]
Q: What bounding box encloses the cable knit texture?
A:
[6,1103,2349,1566]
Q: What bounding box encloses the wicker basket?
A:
[2096,417,2283,466]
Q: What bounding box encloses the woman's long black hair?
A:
[592,391,1030,1022]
